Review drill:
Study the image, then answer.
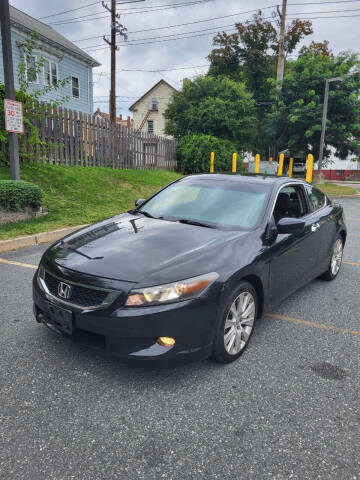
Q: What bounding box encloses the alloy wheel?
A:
[224,291,255,355]
[331,238,343,276]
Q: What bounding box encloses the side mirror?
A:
[135,198,146,208]
[277,217,305,235]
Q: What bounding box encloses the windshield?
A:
[138,178,270,229]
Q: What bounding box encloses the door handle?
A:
[311,222,320,232]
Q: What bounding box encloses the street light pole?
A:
[318,76,342,175]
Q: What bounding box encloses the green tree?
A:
[165,76,256,151]
[264,52,360,161]
[176,133,241,174]
[0,32,70,164]
[207,11,313,154]
[207,11,313,102]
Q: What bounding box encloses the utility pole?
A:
[102,1,128,166]
[0,0,20,180]
[110,0,117,123]
[276,0,287,86]
[318,77,342,177]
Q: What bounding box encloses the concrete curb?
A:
[0,224,88,254]
[329,194,360,200]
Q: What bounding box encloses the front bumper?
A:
[32,273,218,367]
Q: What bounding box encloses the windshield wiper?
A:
[137,210,158,219]
[177,218,217,229]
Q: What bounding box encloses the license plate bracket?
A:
[44,302,73,335]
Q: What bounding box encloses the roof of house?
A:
[129,79,178,111]
[94,109,133,126]
[10,6,101,67]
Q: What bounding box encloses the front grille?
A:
[44,271,110,308]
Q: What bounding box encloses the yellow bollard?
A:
[269,156,273,164]
[210,151,214,173]
[306,154,314,183]
[232,153,237,173]
[288,157,294,177]
[254,154,260,174]
[278,153,284,176]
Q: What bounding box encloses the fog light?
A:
[157,337,175,347]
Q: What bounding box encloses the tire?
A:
[212,281,257,364]
[320,235,344,281]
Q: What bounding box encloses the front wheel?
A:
[320,235,344,281]
[212,282,257,364]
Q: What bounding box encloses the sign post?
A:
[0,0,20,180]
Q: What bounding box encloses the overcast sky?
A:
[9,0,360,116]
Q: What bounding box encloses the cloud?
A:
[10,0,360,115]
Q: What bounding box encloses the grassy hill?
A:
[0,163,181,240]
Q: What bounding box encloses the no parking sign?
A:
[4,98,24,134]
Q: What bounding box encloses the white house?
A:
[129,79,177,137]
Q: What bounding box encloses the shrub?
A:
[177,133,243,174]
[0,180,43,211]
[0,150,9,167]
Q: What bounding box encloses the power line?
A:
[85,27,238,52]
[49,0,217,25]
[83,11,360,52]
[70,5,278,42]
[39,0,145,19]
[84,22,239,49]
[39,1,101,19]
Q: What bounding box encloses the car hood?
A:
[45,213,250,284]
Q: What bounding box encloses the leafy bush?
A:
[177,133,243,174]
[0,150,9,167]
[0,180,43,211]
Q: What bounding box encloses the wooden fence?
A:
[20,106,178,170]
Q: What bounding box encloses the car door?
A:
[267,183,321,305]
[303,185,336,273]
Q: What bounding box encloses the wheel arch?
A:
[241,275,265,319]
[339,229,347,245]
[223,273,265,320]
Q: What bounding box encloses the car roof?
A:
[182,173,307,186]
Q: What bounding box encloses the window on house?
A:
[147,120,154,133]
[72,76,80,98]
[44,60,58,86]
[26,55,38,83]
[151,98,158,110]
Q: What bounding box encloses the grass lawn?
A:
[0,163,181,241]
[315,183,358,196]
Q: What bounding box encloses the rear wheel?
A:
[320,235,344,281]
[212,282,257,364]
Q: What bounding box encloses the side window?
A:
[273,185,307,223]
[305,186,326,212]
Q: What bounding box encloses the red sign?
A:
[4,99,24,134]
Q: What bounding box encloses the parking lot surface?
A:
[0,198,359,480]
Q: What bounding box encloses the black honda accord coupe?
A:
[33,174,346,367]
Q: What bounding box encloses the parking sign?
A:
[4,99,24,134]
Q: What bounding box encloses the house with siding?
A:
[129,79,177,138]
[0,6,100,115]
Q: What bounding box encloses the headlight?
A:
[37,264,45,289]
[125,272,219,307]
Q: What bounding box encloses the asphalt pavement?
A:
[0,198,359,480]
